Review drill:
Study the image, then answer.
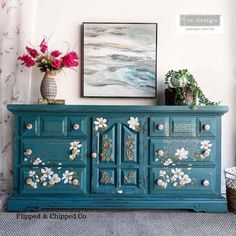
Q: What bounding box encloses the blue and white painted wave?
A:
[83,23,157,97]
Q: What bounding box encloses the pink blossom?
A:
[26,46,38,58]
[51,50,61,57]
[18,54,35,67]
[52,59,62,69]
[39,39,48,53]
[61,51,79,67]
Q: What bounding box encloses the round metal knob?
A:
[26,123,33,130]
[24,149,32,156]
[91,152,97,158]
[156,149,164,157]
[202,149,210,157]
[73,123,80,130]
[26,178,32,185]
[156,124,164,130]
[203,124,211,131]
[203,179,210,187]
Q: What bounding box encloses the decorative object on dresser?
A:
[7,105,228,212]
[82,22,157,98]
[18,38,79,100]
[165,69,219,107]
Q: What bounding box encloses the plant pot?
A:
[40,72,57,100]
[165,88,196,105]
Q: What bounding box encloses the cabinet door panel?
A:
[91,116,145,195]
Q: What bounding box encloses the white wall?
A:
[31,0,236,191]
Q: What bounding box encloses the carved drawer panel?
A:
[149,167,216,195]
[20,166,86,194]
[149,138,215,166]
[21,139,87,165]
[170,117,197,137]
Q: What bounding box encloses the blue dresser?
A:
[7,105,228,212]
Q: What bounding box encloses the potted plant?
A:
[165,69,218,107]
[18,38,79,100]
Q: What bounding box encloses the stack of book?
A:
[38,99,65,105]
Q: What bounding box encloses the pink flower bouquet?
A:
[18,38,79,75]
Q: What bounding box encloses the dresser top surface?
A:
[7,104,229,114]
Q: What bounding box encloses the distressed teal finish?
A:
[7,105,228,212]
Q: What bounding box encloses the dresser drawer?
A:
[150,138,215,166]
[150,167,216,195]
[198,116,216,137]
[20,166,86,194]
[21,139,87,165]
[20,116,40,136]
[149,117,170,137]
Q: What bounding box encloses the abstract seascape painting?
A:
[82,23,157,97]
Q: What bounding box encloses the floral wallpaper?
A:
[0,0,35,193]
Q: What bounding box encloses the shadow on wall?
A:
[229,0,236,165]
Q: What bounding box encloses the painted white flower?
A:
[200,140,212,150]
[180,174,192,186]
[62,170,74,184]
[28,171,36,177]
[175,148,188,160]
[33,157,42,165]
[163,158,173,166]
[70,141,82,150]
[157,179,167,188]
[171,168,184,179]
[41,167,54,179]
[42,182,47,186]
[127,117,140,131]
[31,182,38,189]
[170,176,177,183]
[94,117,107,131]
[159,170,166,177]
[49,174,61,185]
[40,176,46,182]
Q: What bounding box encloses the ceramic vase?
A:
[40,72,57,100]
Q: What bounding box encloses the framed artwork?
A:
[82,22,157,98]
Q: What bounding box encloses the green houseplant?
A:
[165,69,219,107]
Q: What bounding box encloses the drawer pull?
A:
[73,123,80,130]
[203,124,211,131]
[91,152,97,158]
[26,178,33,185]
[24,149,32,156]
[156,149,165,157]
[156,124,164,130]
[72,179,79,185]
[26,123,33,130]
[203,179,210,187]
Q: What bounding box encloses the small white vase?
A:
[40,72,57,100]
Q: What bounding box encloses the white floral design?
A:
[49,174,61,185]
[62,170,74,184]
[127,117,140,131]
[157,168,194,189]
[41,167,54,179]
[200,140,212,150]
[163,158,173,166]
[94,117,107,131]
[175,148,188,160]
[33,157,42,165]
[28,171,36,177]
[157,179,167,188]
[69,141,82,160]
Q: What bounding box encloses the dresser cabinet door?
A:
[91,117,145,195]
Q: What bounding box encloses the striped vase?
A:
[40,72,57,100]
